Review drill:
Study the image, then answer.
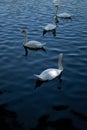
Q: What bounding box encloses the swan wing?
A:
[25,41,45,48]
[44,24,56,31]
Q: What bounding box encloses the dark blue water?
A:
[0,0,87,129]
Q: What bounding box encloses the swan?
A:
[43,5,59,36]
[34,53,63,81]
[43,16,57,36]
[57,12,72,19]
[22,29,46,55]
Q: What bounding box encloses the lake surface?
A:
[0,0,87,129]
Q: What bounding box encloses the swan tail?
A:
[42,43,46,46]
[34,74,42,80]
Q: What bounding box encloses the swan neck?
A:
[58,54,63,71]
[55,6,58,15]
[24,32,27,44]
[53,18,56,25]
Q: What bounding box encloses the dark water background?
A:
[0,0,87,129]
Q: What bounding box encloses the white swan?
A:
[43,5,59,36]
[34,53,63,81]
[43,17,57,36]
[22,29,46,55]
[57,13,72,19]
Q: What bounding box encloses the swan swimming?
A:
[43,13,59,36]
[22,29,46,55]
[43,23,56,36]
[34,53,63,81]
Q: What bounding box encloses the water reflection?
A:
[35,79,46,88]
[0,90,3,94]
[31,114,49,130]
[70,110,87,121]
[57,72,63,90]
[52,105,69,111]
[23,46,46,56]
[0,90,11,94]
[0,105,24,130]
[31,115,80,130]
[47,118,81,130]
[43,28,56,37]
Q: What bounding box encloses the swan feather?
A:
[34,68,62,81]
[44,24,56,31]
[24,40,46,49]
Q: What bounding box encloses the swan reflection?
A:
[23,46,46,56]
[35,79,45,88]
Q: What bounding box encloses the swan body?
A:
[34,68,62,81]
[43,18,57,36]
[44,24,56,31]
[24,40,46,49]
[57,13,71,19]
[34,53,63,81]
